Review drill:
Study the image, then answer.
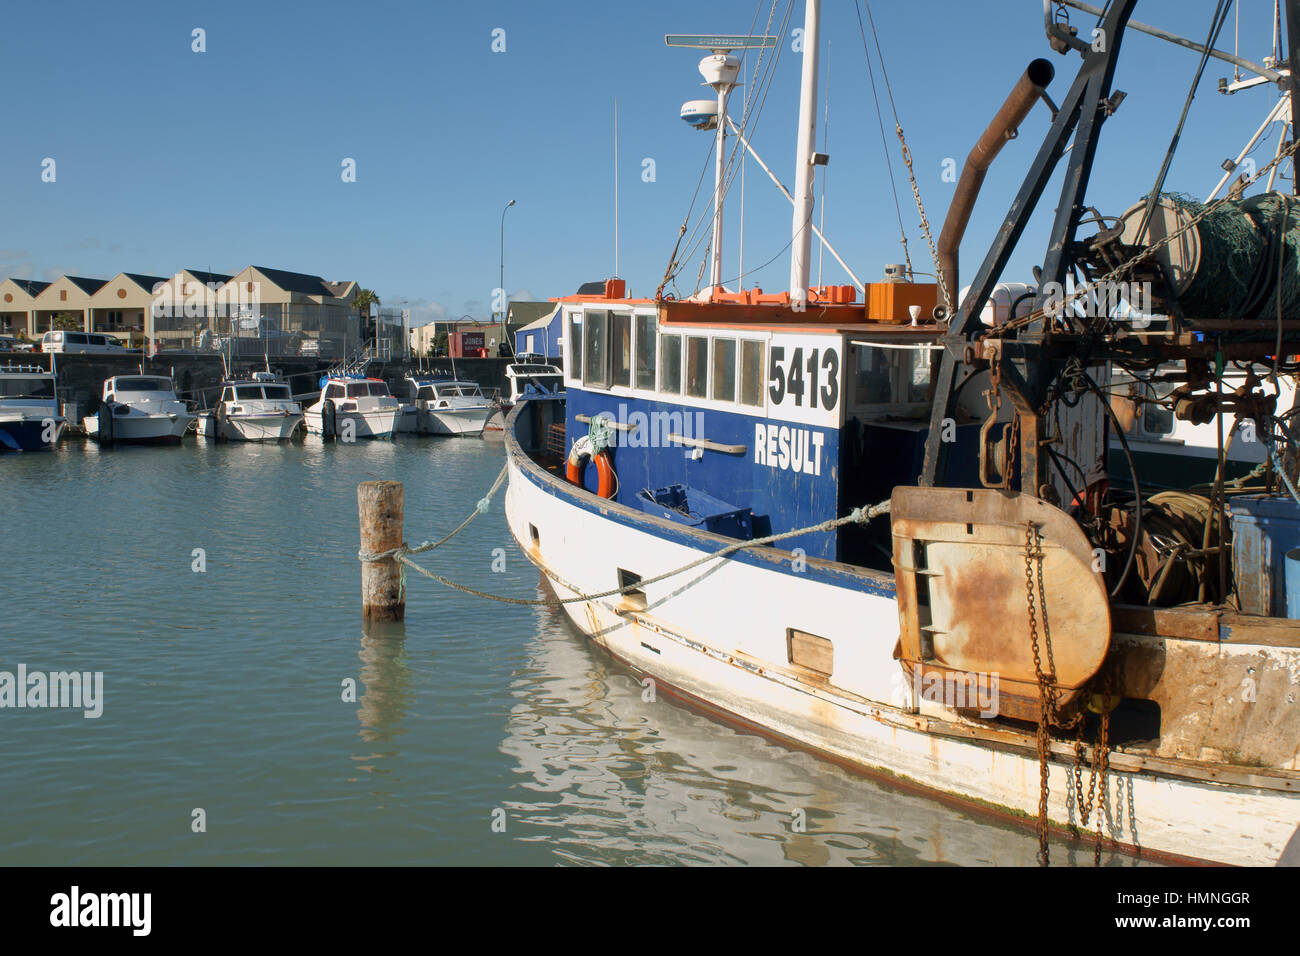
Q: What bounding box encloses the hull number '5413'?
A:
[768,346,839,411]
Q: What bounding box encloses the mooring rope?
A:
[357,462,509,564]
[361,466,891,607]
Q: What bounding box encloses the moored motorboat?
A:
[85,375,194,445]
[304,374,399,440]
[0,364,64,451]
[198,371,304,442]
[407,376,495,436]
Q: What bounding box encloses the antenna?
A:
[614,98,620,277]
[668,33,777,293]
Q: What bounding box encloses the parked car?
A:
[39,330,131,354]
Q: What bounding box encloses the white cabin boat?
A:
[85,375,193,445]
[505,359,564,403]
[198,371,304,442]
[407,377,495,436]
[0,364,64,451]
[304,374,399,440]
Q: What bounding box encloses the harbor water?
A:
[1,436,1129,865]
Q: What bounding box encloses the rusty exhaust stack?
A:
[937,58,1054,314]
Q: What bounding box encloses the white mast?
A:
[699,53,740,291]
[668,33,776,293]
[789,0,821,305]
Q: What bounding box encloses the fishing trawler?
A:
[503,1,1300,866]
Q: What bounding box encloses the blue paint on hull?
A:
[565,390,842,560]
[0,420,55,452]
[511,410,896,598]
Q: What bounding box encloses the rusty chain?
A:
[1026,520,1110,866]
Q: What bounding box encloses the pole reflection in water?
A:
[354,621,411,776]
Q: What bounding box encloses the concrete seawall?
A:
[10,352,516,418]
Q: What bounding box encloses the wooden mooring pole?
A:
[358,480,405,621]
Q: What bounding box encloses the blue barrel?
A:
[1231,495,1300,616]
[1288,548,1300,619]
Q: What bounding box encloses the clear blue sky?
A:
[0,1,1291,326]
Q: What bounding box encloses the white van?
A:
[40,330,129,354]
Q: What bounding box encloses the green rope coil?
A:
[1161,191,1300,320]
[587,414,613,454]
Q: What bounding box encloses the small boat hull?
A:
[213,412,303,442]
[419,405,493,436]
[0,414,65,451]
[86,411,192,444]
[396,403,421,434]
[305,408,399,440]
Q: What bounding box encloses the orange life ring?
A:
[566,436,616,499]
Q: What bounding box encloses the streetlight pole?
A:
[499,198,516,357]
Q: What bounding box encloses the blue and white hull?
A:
[503,398,1300,867]
[0,412,64,451]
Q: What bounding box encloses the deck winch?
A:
[1093,192,1300,323]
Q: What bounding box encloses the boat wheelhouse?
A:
[198,371,304,442]
[85,375,193,445]
[304,374,399,440]
[406,376,495,437]
[0,364,64,451]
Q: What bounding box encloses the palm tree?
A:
[351,289,380,353]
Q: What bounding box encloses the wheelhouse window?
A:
[611,312,632,388]
[235,386,263,400]
[115,377,168,391]
[685,336,708,399]
[739,340,764,407]
[325,384,344,399]
[635,314,657,390]
[711,338,737,402]
[0,377,54,399]
[368,382,391,397]
[567,312,582,380]
[583,310,610,387]
[849,343,933,411]
[659,334,681,394]
[263,385,291,400]
[346,383,366,398]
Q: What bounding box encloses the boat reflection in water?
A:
[496,579,1142,867]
